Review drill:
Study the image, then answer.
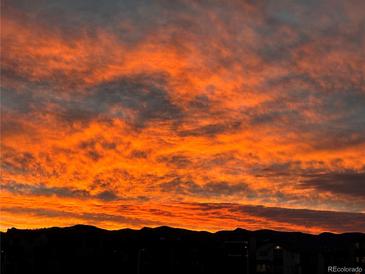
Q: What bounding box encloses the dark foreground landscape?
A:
[1,225,364,274]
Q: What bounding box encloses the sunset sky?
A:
[1,0,365,233]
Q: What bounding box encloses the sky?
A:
[1,0,365,234]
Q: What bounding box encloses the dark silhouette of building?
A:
[1,225,364,274]
[255,243,300,274]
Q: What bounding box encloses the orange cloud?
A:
[1,0,365,233]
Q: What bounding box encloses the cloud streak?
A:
[1,182,121,202]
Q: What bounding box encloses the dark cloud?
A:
[246,88,363,135]
[198,152,239,169]
[313,130,365,151]
[0,182,122,202]
[178,121,242,137]
[148,208,175,217]
[249,108,301,127]
[2,0,198,46]
[238,205,365,232]
[248,95,365,151]
[88,75,182,127]
[239,205,365,232]
[192,203,365,232]
[94,190,119,202]
[0,88,37,114]
[78,138,117,151]
[160,179,249,197]
[246,72,365,150]
[78,139,98,149]
[300,171,365,198]
[2,73,183,128]
[129,150,149,159]
[1,182,89,199]
[50,74,183,127]
[0,119,24,137]
[0,149,44,175]
[101,141,117,150]
[202,181,249,196]
[90,169,135,192]
[2,206,162,227]
[253,161,300,177]
[188,95,212,111]
[86,150,102,161]
[157,154,192,168]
